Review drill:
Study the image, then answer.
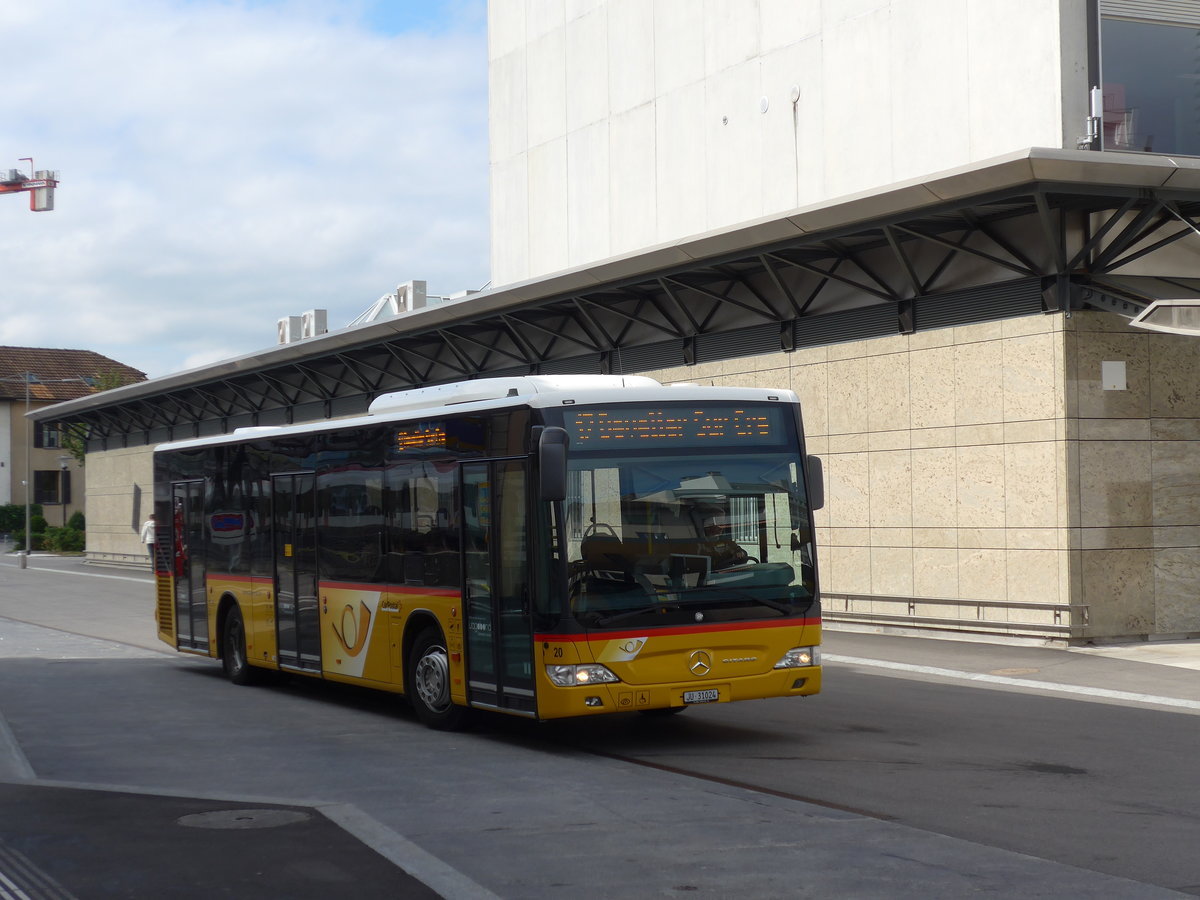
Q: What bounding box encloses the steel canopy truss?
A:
[47,179,1200,445]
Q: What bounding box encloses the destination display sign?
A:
[394,423,447,451]
[561,405,786,449]
[390,419,486,456]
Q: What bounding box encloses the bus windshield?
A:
[563,448,816,629]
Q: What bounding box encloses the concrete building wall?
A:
[487,0,1200,641]
[1067,311,1200,639]
[0,403,13,506]
[83,444,154,565]
[643,311,1078,638]
[2,402,32,513]
[489,0,1087,287]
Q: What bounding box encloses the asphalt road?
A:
[533,659,1200,893]
[2,553,1199,897]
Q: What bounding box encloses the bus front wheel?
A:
[408,626,468,730]
[222,607,258,686]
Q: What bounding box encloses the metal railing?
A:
[86,550,151,569]
[821,592,1090,639]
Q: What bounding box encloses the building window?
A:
[34,471,61,505]
[32,470,71,505]
[1101,7,1200,156]
[33,424,61,449]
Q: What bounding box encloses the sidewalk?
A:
[0,782,441,900]
[824,626,1200,715]
[2,548,151,575]
[1072,638,1200,671]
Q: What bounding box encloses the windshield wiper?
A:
[734,593,793,614]
[593,604,673,627]
[669,584,793,613]
[591,590,802,627]
[592,595,714,627]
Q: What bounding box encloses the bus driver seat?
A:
[580,528,635,584]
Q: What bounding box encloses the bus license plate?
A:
[683,689,719,704]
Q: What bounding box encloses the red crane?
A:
[0,158,58,211]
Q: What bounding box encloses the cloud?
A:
[0,0,488,378]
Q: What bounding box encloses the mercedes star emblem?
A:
[688,649,712,676]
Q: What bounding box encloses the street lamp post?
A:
[13,373,33,569]
[18,373,34,568]
[24,377,30,566]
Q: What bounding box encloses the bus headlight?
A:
[774,646,820,669]
[546,664,621,687]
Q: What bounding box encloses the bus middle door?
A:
[272,472,321,672]
[171,480,208,651]
[462,460,535,714]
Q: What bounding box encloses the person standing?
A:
[140,513,157,566]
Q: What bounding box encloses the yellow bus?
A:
[153,375,823,729]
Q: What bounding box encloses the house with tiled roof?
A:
[1,347,145,539]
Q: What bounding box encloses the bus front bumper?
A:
[536,665,822,719]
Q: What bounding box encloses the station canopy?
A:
[31,148,1200,447]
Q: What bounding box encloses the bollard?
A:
[18,550,27,569]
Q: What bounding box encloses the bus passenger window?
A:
[317,469,383,583]
[385,461,459,588]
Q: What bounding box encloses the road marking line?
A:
[825,653,1200,712]
[0,866,30,900]
[0,842,77,899]
[0,563,148,585]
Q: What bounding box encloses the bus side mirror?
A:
[806,455,824,511]
[539,426,569,502]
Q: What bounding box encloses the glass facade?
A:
[1101,14,1200,155]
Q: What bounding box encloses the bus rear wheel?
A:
[409,626,468,730]
[222,607,258,686]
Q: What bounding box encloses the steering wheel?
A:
[582,522,619,539]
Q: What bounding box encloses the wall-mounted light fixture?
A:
[1129,298,1200,335]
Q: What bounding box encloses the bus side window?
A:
[423,463,460,587]
[317,468,384,584]
[385,461,459,588]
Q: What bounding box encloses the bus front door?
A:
[272,473,320,672]
[172,480,208,651]
[462,461,535,714]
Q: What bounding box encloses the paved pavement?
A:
[1,551,1198,898]
[0,781,440,899]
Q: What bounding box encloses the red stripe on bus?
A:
[535,616,820,643]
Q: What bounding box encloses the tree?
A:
[0,503,42,534]
[60,369,136,466]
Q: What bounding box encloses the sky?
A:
[0,0,489,379]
